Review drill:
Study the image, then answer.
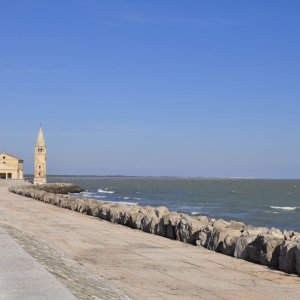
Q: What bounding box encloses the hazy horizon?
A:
[1,1,300,178]
[23,174,300,180]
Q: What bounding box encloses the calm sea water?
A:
[45,176,300,232]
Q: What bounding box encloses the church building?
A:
[0,127,47,183]
[0,153,24,180]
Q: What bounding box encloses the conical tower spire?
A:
[36,127,46,147]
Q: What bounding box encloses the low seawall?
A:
[9,185,300,276]
[0,179,31,187]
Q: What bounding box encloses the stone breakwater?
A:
[9,185,300,276]
[27,183,84,194]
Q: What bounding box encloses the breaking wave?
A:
[270,206,298,211]
[191,211,200,215]
[97,188,115,194]
[98,200,137,205]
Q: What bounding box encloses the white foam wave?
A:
[94,195,107,199]
[97,200,137,205]
[97,188,115,194]
[115,201,137,205]
[264,210,280,214]
[191,211,200,215]
[270,206,297,211]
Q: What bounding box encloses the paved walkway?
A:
[0,229,76,300]
[1,186,300,299]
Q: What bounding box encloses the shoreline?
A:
[46,176,300,232]
[1,184,300,299]
[9,184,300,276]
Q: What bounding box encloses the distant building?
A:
[0,153,24,180]
[34,127,47,185]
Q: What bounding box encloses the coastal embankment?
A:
[9,184,300,276]
[1,183,300,299]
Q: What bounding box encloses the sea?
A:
[44,176,300,232]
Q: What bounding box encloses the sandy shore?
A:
[1,186,300,299]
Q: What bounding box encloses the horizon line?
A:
[23,174,300,180]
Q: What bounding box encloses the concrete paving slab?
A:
[0,232,76,300]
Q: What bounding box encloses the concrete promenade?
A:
[0,228,76,300]
[1,186,300,299]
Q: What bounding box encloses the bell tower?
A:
[34,127,47,185]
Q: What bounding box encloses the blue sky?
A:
[1,1,300,178]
